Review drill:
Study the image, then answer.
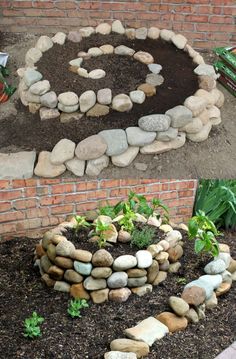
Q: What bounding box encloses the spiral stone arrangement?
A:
[14,20,225,179]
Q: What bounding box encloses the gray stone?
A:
[148,63,162,74]
[115,45,135,56]
[56,239,75,257]
[0,151,36,179]
[29,80,50,95]
[79,90,96,112]
[68,31,82,43]
[99,129,128,156]
[135,27,148,40]
[129,90,145,104]
[50,139,75,165]
[52,32,66,45]
[69,58,83,67]
[194,64,217,79]
[41,91,58,108]
[146,73,164,86]
[113,255,137,271]
[36,35,53,52]
[34,151,66,178]
[112,147,139,167]
[83,276,107,290]
[112,94,133,112]
[126,127,156,146]
[66,157,85,176]
[88,47,103,56]
[112,20,125,34]
[25,47,42,65]
[58,92,79,106]
[97,88,112,105]
[60,112,83,123]
[156,127,178,141]
[165,105,193,128]
[134,162,148,171]
[64,269,83,284]
[54,281,70,292]
[107,272,128,288]
[160,29,175,42]
[140,133,186,154]
[91,267,112,279]
[216,252,231,268]
[131,284,153,297]
[127,276,147,287]
[58,103,79,114]
[171,34,187,49]
[124,316,169,346]
[105,352,137,359]
[75,135,107,160]
[185,274,222,299]
[79,27,95,37]
[39,107,60,120]
[187,122,212,142]
[138,114,171,132]
[74,261,93,276]
[136,250,153,268]
[23,68,42,87]
[86,155,109,176]
[89,69,106,79]
[96,23,111,35]
[185,308,199,323]
[169,296,189,316]
[204,259,226,274]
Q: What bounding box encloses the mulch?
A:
[0,34,198,152]
[0,229,235,359]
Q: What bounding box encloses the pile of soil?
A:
[0,230,235,359]
[0,34,199,152]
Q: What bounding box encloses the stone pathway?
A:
[214,342,236,359]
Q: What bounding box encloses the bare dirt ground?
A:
[0,32,235,179]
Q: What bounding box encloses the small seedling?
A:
[23,311,44,339]
[130,227,156,249]
[176,277,187,285]
[118,203,137,233]
[93,220,113,248]
[74,215,90,233]
[67,299,89,318]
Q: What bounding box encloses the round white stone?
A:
[136,250,153,268]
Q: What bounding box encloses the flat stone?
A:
[41,91,58,108]
[131,284,153,297]
[52,32,66,45]
[110,339,149,358]
[127,276,147,287]
[180,117,203,134]
[172,34,187,49]
[88,47,103,56]
[216,282,231,296]
[112,147,139,167]
[54,256,73,269]
[97,88,112,105]
[194,64,217,79]
[148,63,162,74]
[96,23,111,35]
[79,27,95,37]
[208,105,221,125]
[23,68,42,87]
[199,75,216,92]
[89,69,106,79]
[113,255,137,271]
[155,252,169,264]
[156,127,178,141]
[169,296,189,316]
[71,249,92,262]
[125,316,169,346]
[77,68,89,78]
[115,45,135,56]
[127,269,147,278]
[58,103,79,113]
[64,269,83,283]
[129,90,145,104]
[58,92,79,106]
[25,47,42,65]
[86,155,109,176]
[0,151,36,179]
[134,51,154,64]
[56,239,75,257]
[70,283,90,300]
[140,133,186,154]
[75,135,107,160]
[65,157,85,177]
[84,276,106,290]
[112,94,133,112]
[109,288,132,302]
[181,285,206,305]
[126,127,156,146]
[54,281,70,292]
[156,312,188,332]
[166,105,192,128]
[184,96,207,117]
[112,20,125,34]
[79,90,96,112]
[136,250,153,268]
[68,31,82,43]
[135,27,148,40]
[146,73,164,86]
[152,271,167,285]
[187,122,212,142]
[138,114,171,132]
[69,58,83,67]
[36,35,53,52]
[148,27,160,39]
[29,80,50,95]
[107,272,128,289]
[92,249,114,267]
[34,151,66,177]
[40,255,53,273]
[50,139,75,165]
[90,288,109,304]
[160,29,175,41]
[100,44,114,54]
[147,260,159,283]
[60,112,83,123]
[134,162,148,171]
[137,83,156,97]
[91,267,112,279]
[87,104,109,117]
[99,129,128,156]
[204,259,226,274]
[105,352,137,359]
[185,274,222,299]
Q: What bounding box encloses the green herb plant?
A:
[67,299,89,318]
[74,215,90,233]
[130,226,156,249]
[98,201,123,219]
[188,210,220,257]
[23,312,44,339]
[176,277,187,285]
[93,219,112,248]
[118,203,137,233]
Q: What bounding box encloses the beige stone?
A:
[110,339,149,358]
[109,288,132,302]
[90,288,109,304]
[70,283,90,300]
[155,312,188,332]
[48,265,64,280]
[152,271,167,285]
[137,83,156,97]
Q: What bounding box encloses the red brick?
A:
[56,1,77,10]
[51,184,75,194]
[26,208,49,219]
[76,201,99,213]
[64,193,87,203]
[0,190,22,201]
[75,181,98,191]
[40,195,64,206]
[0,211,25,223]
[159,191,178,200]
[209,15,233,23]
[41,216,61,227]
[0,222,16,235]
[33,1,55,9]
[13,1,32,8]
[51,204,74,215]
[0,180,10,190]
[0,202,12,212]
[100,180,120,188]
[87,190,107,200]
[178,190,195,198]
[79,1,100,10]
[12,199,37,210]
[185,14,209,22]
[3,9,25,16]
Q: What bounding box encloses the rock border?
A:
[11,21,225,179]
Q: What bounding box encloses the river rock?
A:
[118,230,131,243]
[88,47,103,56]
[91,267,112,279]
[58,103,79,113]
[129,90,145,104]
[148,27,160,39]
[60,112,83,123]
[187,122,212,142]
[41,91,58,108]
[184,96,207,117]
[185,308,199,323]
[112,94,133,112]
[99,129,128,156]
[137,83,156,97]
[36,35,53,52]
[172,34,187,49]
[100,44,114,54]
[107,272,128,288]
[92,249,114,267]
[140,133,186,154]
[54,256,73,269]
[110,339,149,358]
[54,281,70,292]
[58,92,79,106]
[127,276,147,287]
[112,147,139,167]
[160,29,175,41]
[180,117,203,134]
[71,249,92,262]
[166,105,192,128]
[96,23,111,35]
[131,284,153,297]
[64,269,83,283]
[113,255,137,271]
[146,73,164,86]
[148,63,162,74]
[153,271,167,285]
[29,80,50,95]
[25,47,42,65]
[126,127,155,147]
[134,51,154,64]
[135,27,148,40]
[127,269,147,278]
[69,58,83,68]
[156,127,178,141]
[23,68,42,87]
[199,75,216,92]
[125,28,136,39]
[147,260,159,283]
[204,259,226,274]
[181,285,206,305]
[136,250,152,268]
[74,261,93,276]
[56,239,75,257]
[52,32,66,45]
[50,139,75,165]
[194,64,217,79]
[156,312,188,332]
[216,282,231,296]
[168,245,183,262]
[34,151,66,177]
[112,19,125,34]
[216,252,231,268]
[115,45,135,56]
[90,288,109,304]
[79,27,95,37]
[97,88,112,105]
[70,283,90,299]
[84,276,106,291]
[68,31,82,43]
[87,104,109,117]
[89,69,106,79]
[186,274,222,299]
[169,296,189,316]
[65,157,85,176]
[104,352,137,359]
[77,68,88,78]
[75,135,107,160]
[79,90,96,112]
[109,288,132,302]
[86,155,109,176]
[138,114,171,132]
[205,291,218,309]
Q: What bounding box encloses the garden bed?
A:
[0,230,235,359]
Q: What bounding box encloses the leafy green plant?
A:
[74,215,91,233]
[194,179,236,230]
[188,210,220,257]
[118,203,137,233]
[176,277,187,285]
[23,312,44,339]
[130,226,156,249]
[98,201,123,219]
[67,299,89,318]
[93,219,113,248]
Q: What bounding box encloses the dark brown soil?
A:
[0,34,198,152]
[0,230,235,359]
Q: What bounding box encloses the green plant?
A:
[118,203,137,233]
[130,226,156,249]
[188,210,220,257]
[67,299,89,318]
[23,312,44,339]
[74,215,90,232]
[176,277,187,285]
[93,220,113,248]
[98,201,123,219]
[194,179,236,230]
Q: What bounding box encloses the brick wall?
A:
[0,1,235,49]
[0,178,197,239]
